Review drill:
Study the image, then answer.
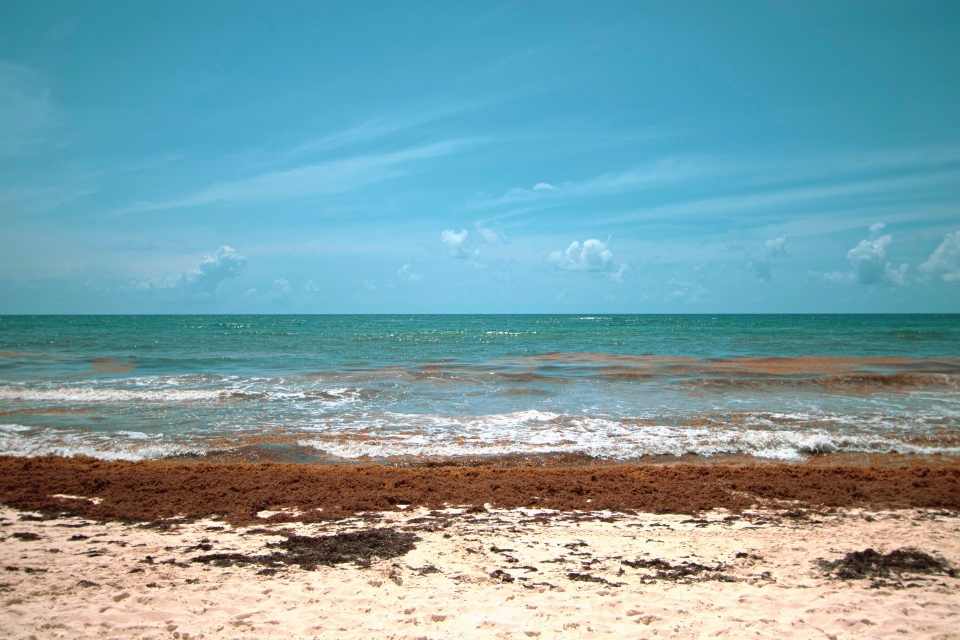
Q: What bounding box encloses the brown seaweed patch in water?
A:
[706,356,912,376]
[597,366,656,381]
[818,548,957,581]
[192,528,418,570]
[495,371,560,383]
[497,387,553,397]
[90,358,136,374]
[820,373,960,392]
[684,372,960,394]
[525,353,698,366]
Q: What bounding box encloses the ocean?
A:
[1,314,959,462]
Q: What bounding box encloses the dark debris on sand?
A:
[192,528,418,571]
[622,557,736,582]
[818,547,957,588]
[567,572,625,587]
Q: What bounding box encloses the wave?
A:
[0,427,202,461]
[0,383,367,404]
[298,425,960,462]
[2,408,958,462]
[294,410,960,462]
[0,423,32,433]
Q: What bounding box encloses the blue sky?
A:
[1,1,959,313]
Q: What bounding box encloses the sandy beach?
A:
[2,456,959,639]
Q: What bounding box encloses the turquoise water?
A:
[1,314,959,461]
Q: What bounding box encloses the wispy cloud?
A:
[0,62,57,156]
[598,170,960,226]
[472,157,713,210]
[275,103,482,164]
[473,145,960,230]
[116,139,479,214]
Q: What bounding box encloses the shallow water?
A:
[1,314,959,462]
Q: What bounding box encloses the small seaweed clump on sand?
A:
[819,547,957,587]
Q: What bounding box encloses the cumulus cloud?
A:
[869,222,887,235]
[397,263,422,283]
[440,229,472,258]
[825,226,907,286]
[749,236,788,282]
[181,245,246,294]
[532,182,557,192]
[848,235,907,285]
[548,238,626,282]
[439,225,503,265]
[920,230,960,282]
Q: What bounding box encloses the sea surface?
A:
[1,314,959,463]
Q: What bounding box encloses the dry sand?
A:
[2,503,959,639]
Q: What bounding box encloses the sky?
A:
[1,1,959,313]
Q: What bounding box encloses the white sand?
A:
[1,505,959,639]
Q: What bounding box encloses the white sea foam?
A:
[296,411,960,461]
[0,423,32,433]
[0,428,202,461]
[0,384,363,404]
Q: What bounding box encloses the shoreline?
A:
[2,454,959,524]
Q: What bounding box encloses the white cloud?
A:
[440,225,503,264]
[475,225,501,244]
[181,246,246,294]
[869,222,887,235]
[548,238,626,281]
[920,230,960,283]
[750,236,788,282]
[397,263,422,283]
[303,280,321,294]
[440,229,472,258]
[848,235,894,285]
[532,182,557,192]
[825,228,908,287]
